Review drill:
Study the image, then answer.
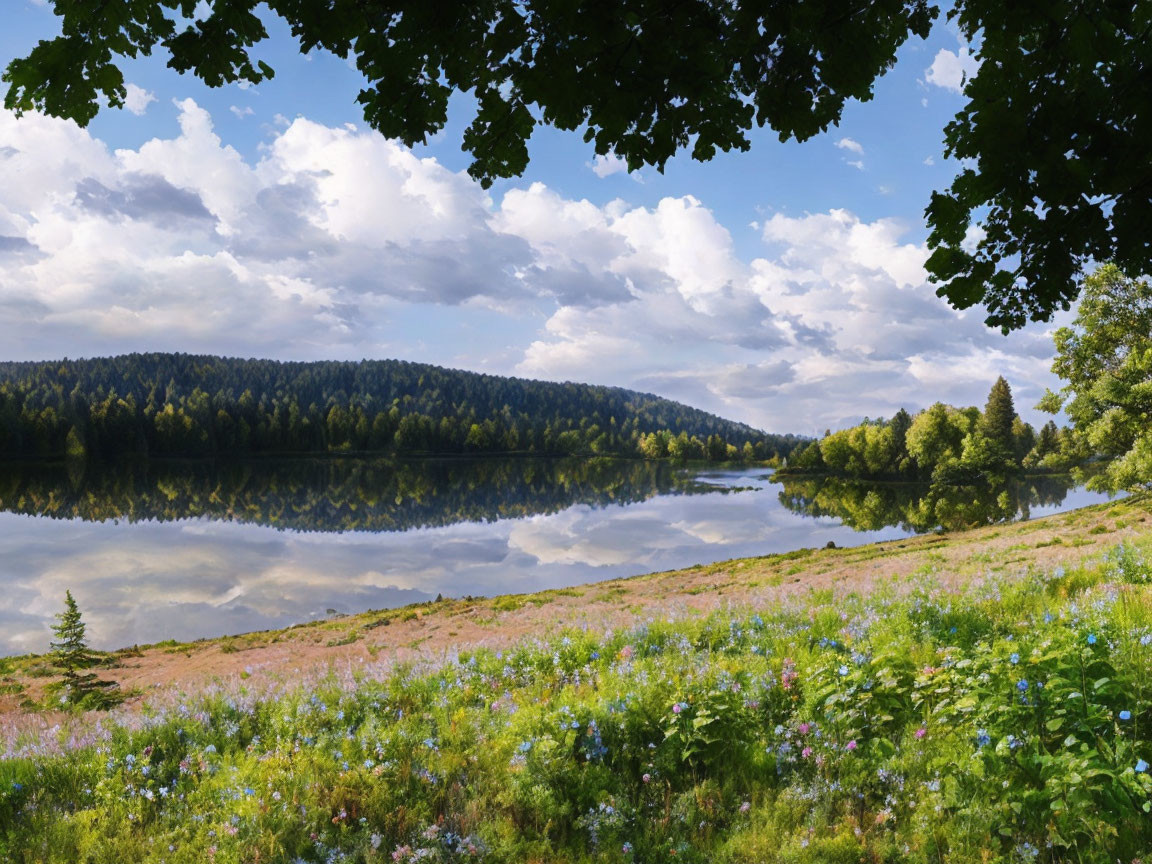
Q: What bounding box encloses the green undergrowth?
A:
[3,544,1152,863]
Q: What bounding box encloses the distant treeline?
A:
[0,353,804,462]
[784,377,1085,483]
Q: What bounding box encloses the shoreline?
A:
[2,491,1148,719]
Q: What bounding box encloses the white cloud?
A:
[589,151,629,178]
[923,156,935,166]
[835,137,864,155]
[229,105,255,120]
[925,46,980,94]
[122,83,156,116]
[0,100,1066,434]
[847,159,864,171]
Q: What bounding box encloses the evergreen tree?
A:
[50,591,116,706]
[889,408,913,474]
[981,377,1017,453]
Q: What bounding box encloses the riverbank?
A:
[2,492,1148,720]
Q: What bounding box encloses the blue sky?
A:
[0,1,1064,434]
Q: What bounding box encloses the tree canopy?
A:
[5,1,1149,329]
[1040,264,1152,492]
[786,378,1081,484]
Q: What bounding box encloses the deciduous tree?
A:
[1040,264,1152,490]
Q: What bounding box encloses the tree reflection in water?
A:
[0,457,726,533]
[774,474,1082,533]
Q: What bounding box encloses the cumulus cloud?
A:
[122,83,157,116]
[835,137,864,155]
[925,46,980,94]
[589,151,629,178]
[0,99,1065,434]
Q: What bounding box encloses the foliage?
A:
[786,379,1072,485]
[1040,264,1152,492]
[48,592,119,710]
[4,549,1152,862]
[0,353,801,463]
[1,0,935,189]
[924,4,1152,330]
[7,2,1150,327]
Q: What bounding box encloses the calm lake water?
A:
[0,457,1119,655]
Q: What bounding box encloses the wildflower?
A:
[1009,653,1019,664]
[798,722,810,735]
[642,773,651,783]
[846,740,858,752]
[1017,679,1029,692]
[1142,634,1152,647]
[976,729,991,748]
[740,801,751,813]
[838,665,849,676]
[672,703,683,714]
[1136,759,1149,773]
[622,843,633,854]
[915,727,927,739]
[781,658,798,690]
[1087,634,1098,645]
[802,747,813,758]
[1120,710,1132,721]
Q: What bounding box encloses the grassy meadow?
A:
[3,519,1152,862]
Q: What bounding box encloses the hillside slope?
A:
[0,353,804,460]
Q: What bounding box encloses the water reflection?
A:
[0,461,1120,655]
[774,474,1089,533]
[0,457,719,532]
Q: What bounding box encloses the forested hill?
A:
[0,353,803,461]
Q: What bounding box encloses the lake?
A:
[0,457,1119,655]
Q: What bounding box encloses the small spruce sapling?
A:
[49,590,118,707]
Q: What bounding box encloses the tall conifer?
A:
[981,377,1017,452]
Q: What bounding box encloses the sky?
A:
[0,2,1068,435]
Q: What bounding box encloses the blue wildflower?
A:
[1136,759,1149,773]
[1010,653,1019,664]
[976,729,991,748]
[1017,679,1029,692]
[1120,710,1132,721]
[1087,634,1097,645]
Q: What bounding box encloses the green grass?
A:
[3,544,1152,863]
